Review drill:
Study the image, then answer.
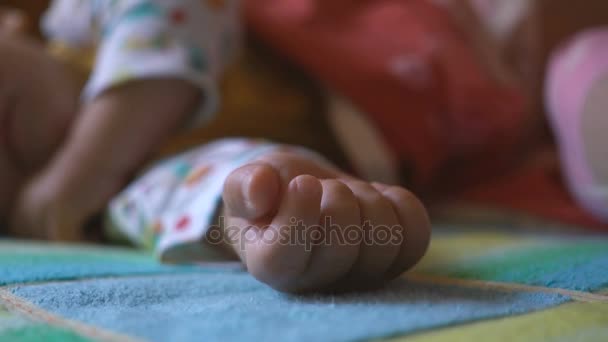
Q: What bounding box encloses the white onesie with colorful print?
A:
[43,0,241,124]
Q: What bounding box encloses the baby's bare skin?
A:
[0,33,78,220]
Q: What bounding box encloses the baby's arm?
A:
[12,80,199,240]
[11,0,223,239]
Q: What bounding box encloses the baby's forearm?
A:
[44,79,200,220]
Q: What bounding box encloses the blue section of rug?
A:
[0,240,202,286]
[10,273,568,342]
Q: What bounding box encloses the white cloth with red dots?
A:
[43,0,241,125]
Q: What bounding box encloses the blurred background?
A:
[4,0,608,229]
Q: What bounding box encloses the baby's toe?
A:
[245,175,323,292]
[223,163,281,221]
[296,179,361,291]
[374,184,431,279]
[339,180,402,281]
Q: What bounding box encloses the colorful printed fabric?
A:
[1,227,607,342]
[43,0,241,125]
[106,138,306,259]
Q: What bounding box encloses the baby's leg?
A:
[546,27,608,222]
[0,152,22,222]
[0,9,27,218]
[0,34,79,220]
[108,139,430,293]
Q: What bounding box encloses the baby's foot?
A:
[222,151,430,293]
[546,28,608,222]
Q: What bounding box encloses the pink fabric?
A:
[460,146,608,230]
[545,27,608,222]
